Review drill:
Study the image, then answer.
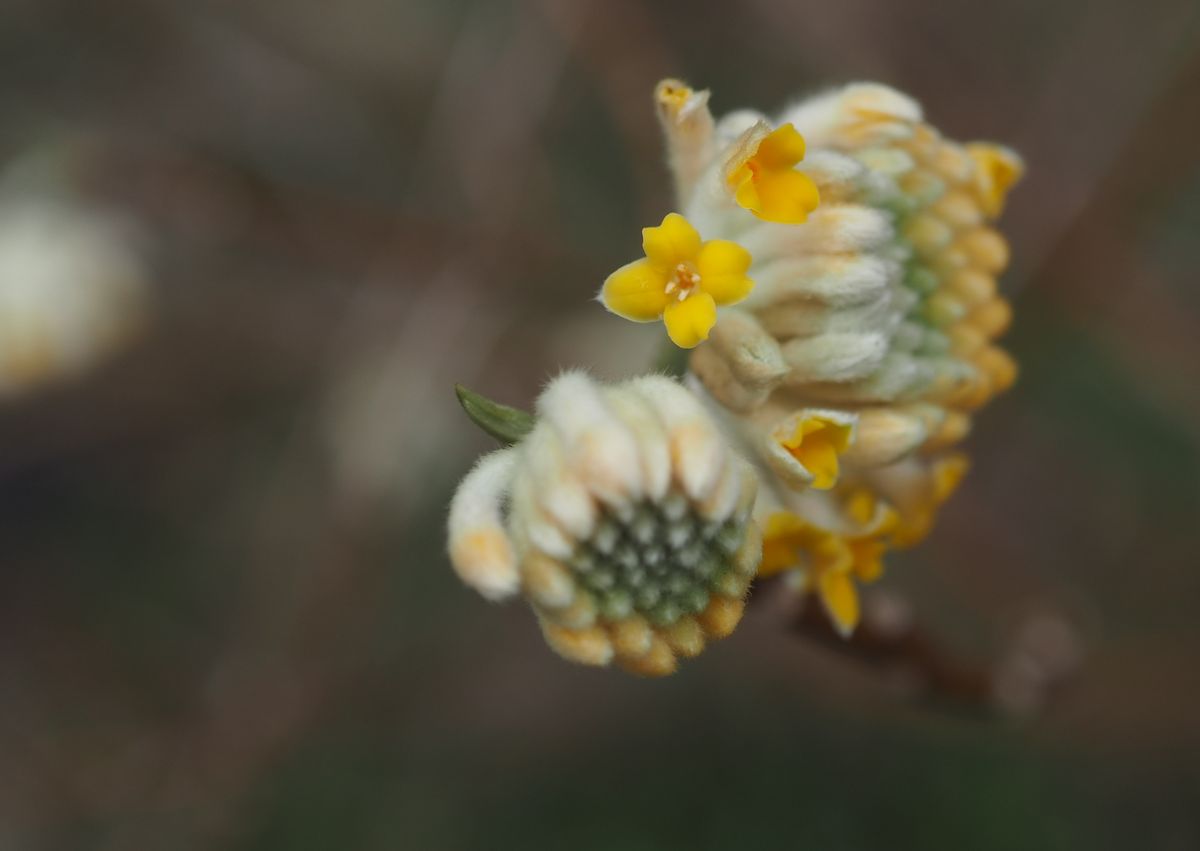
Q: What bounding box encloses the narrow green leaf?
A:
[454,384,535,446]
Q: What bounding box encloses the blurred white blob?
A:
[0,153,148,398]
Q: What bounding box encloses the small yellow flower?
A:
[779,414,854,490]
[966,143,1024,219]
[726,123,820,224]
[889,453,970,548]
[601,213,753,349]
[759,492,898,636]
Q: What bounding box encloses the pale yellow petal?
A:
[600,259,669,321]
[695,239,753,305]
[662,291,716,349]
[642,212,701,269]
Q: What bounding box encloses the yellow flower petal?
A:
[817,569,860,637]
[848,538,886,583]
[755,123,806,170]
[695,239,753,305]
[728,123,820,224]
[662,291,717,349]
[781,416,854,490]
[642,212,701,270]
[760,512,807,576]
[752,169,821,225]
[932,453,970,503]
[601,259,670,321]
[733,176,764,217]
[966,143,1024,219]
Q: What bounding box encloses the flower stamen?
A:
[666,263,701,300]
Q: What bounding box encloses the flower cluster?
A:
[448,78,1022,671]
[655,81,1021,634]
[448,372,761,676]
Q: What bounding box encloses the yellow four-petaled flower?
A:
[600,213,753,349]
[727,123,821,224]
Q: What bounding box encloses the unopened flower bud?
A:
[448,372,762,675]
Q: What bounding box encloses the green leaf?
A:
[454,384,535,446]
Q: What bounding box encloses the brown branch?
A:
[771,582,1083,716]
[791,592,991,708]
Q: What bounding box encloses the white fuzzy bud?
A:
[446,450,520,601]
[447,373,763,675]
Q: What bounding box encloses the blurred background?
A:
[1,0,1198,848]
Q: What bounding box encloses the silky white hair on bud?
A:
[805,353,955,405]
[738,205,894,263]
[781,332,889,383]
[537,370,643,508]
[839,407,932,468]
[713,109,767,145]
[446,449,520,601]
[523,424,597,542]
[686,310,789,413]
[758,289,904,341]
[627,374,727,502]
[779,83,922,149]
[745,254,896,311]
[508,464,575,560]
[602,387,673,503]
[696,456,743,522]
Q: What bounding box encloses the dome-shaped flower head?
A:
[447,372,761,675]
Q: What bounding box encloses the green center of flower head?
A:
[565,489,747,627]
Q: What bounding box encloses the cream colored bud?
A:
[780,83,922,150]
[740,204,894,262]
[839,406,935,469]
[537,370,643,508]
[628,374,727,502]
[446,450,520,600]
[523,425,597,542]
[686,310,789,412]
[655,78,716,208]
[758,289,904,341]
[447,373,763,674]
[746,254,897,311]
[781,332,889,384]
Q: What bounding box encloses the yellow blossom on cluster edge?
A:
[727,123,820,224]
[780,415,853,490]
[759,492,899,636]
[601,213,753,348]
